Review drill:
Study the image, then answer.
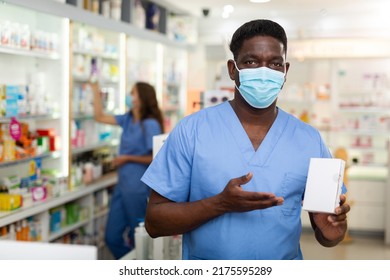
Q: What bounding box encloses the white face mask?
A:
[234,62,285,109]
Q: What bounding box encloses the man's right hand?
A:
[217,172,284,213]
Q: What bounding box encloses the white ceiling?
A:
[158,0,386,19]
[155,0,390,42]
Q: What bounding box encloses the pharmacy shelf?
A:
[337,130,390,136]
[278,99,331,105]
[348,166,388,181]
[0,45,60,60]
[349,146,387,152]
[0,114,61,123]
[94,209,109,220]
[48,219,89,241]
[73,75,119,84]
[4,0,191,49]
[0,151,61,168]
[72,114,94,121]
[72,140,119,155]
[73,48,118,60]
[338,107,390,114]
[0,172,118,228]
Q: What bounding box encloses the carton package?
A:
[302,158,345,214]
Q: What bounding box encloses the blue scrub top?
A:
[115,113,162,193]
[141,102,344,260]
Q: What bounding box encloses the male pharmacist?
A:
[141,19,350,260]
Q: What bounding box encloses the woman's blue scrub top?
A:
[142,102,343,260]
[115,113,161,193]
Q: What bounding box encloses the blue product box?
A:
[50,210,62,233]
[5,99,18,117]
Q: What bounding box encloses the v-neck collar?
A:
[218,102,289,167]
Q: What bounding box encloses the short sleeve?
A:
[114,114,128,128]
[141,119,194,202]
[143,119,162,152]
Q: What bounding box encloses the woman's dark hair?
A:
[229,19,288,59]
[135,81,164,132]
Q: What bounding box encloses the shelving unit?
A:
[0,0,190,258]
[285,42,390,234]
[0,172,117,243]
[161,46,188,132]
[0,45,60,60]
[0,151,61,168]
[70,20,124,152]
[71,140,119,156]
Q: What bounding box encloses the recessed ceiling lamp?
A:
[250,0,271,3]
[222,4,234,18]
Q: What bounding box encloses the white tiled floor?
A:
[300,231,390,260]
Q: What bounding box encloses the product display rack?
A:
[0,152,62,168]
[71,140,119,156]
[161,47,188,132]
[0,45,60,60]
[0,1,190,258]
[0,172,117,239]
[283,43,390,234]
[0,3,69,234]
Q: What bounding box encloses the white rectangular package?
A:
[302,158,345,214]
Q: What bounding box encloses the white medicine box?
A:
[302,158,345,214]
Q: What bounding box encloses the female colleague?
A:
[91,82,164,259]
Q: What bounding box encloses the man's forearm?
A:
[145,193,226,238]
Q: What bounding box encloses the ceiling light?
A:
[250,0,271,3]
[222,4,234,19]
[223,4,234,14]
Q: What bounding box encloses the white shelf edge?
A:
[73,48,119,60]
[71,140,119,155]
[72,75,119,84]
[336,130,390,136]
[93,209,109,220]
[278,99,331,104]
[0,114,61,123]
[348,147,387,152]
[0,173,118,227]
[0,45,60,60]
[48,219,89,241]
[3,0,193,49]
[0,151,61,168]
[338,107,390,113]
[72,114,94,120]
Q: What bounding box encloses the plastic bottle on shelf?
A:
[165,235,182,260]
[28,219,37,241]
[1,21,11,46]
[2,124,16,161]
[134,0,146,29]
[110,0,122,21]
[91,0,99,14]
[20,24,31,49]
[8,224,16,240]
[134,221,150,260]
[83,162,94,184]
[15,221,22,241]
[90,58,99,83]
[0,226,8,240]
[21,219,30,241]
[101,0,110,18]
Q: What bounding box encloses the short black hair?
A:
[229,19,287,59]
